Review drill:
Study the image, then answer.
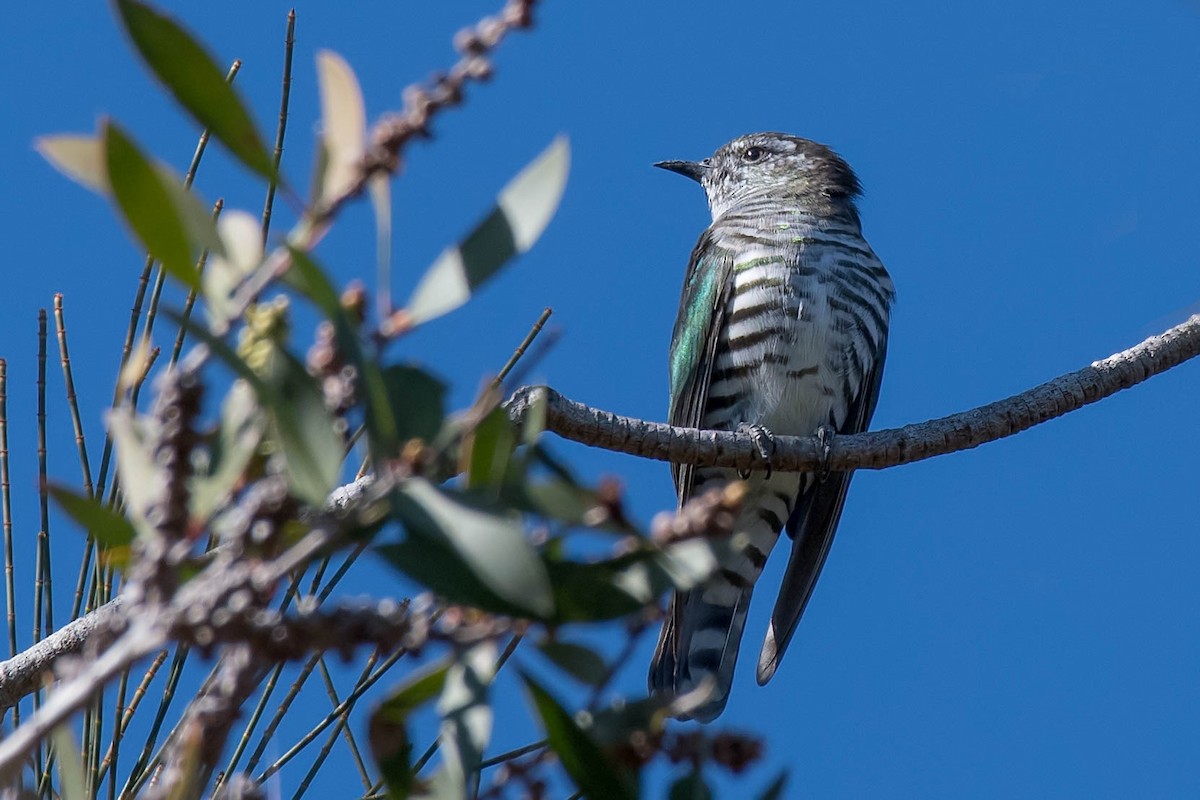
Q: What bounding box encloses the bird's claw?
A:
[737,423,776,479]
[815,425,835,481]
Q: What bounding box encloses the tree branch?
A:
[508,313,1200,473]
[0,598,125,710]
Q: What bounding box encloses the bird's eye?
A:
[743,146,766,162]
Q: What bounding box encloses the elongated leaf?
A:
[587,694,671,744]
[670,772,713,800]
[51,724,87,800]
[757,771,789,800]
[35,134,108,194]
[105,121,212,289]
[655,537,728,592]
[370,659,452,800]
[545,558,647,623]
[378,660,451,720]
[204,210,263,323]
[316,49,366,204]
[114,0,274,179]
[164,307,264,389]
[383,365,446,445]
[107,407,165,540]
[286,248,443,460]
[261,349,344,505]
[166,308,342,505]
[47,484,136,549]
[284,250,377,462]
[405,136,570,325]
[47,483,136,567]
[537,640,608,686]
[516,477,595,527]
[390,478,553,619]
[464,405,515,490]
[284,245,343,316]
[427,641,496,796]
[377,536,532,618]
[369,172,392,312]
[520,671,636,800]
[190,380,265,521]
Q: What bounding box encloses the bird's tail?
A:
[648,474,796,721]
[649,582,753,722]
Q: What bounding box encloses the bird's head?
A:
[656,132,861,221]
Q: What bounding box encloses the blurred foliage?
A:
[16,2,778,798]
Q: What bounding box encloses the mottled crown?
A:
[657,132,862,222]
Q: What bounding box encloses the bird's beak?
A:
[654,159,708,183]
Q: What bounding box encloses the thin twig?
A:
[487,307,552,394]
[56,295,105,632]
[35,309,52,641]
[168,199,224,368]
[255,648,406,784]
[479,739,548,769]
[290,651,380,799]
[260,9,295,245]
[117,643,189,799]
[96,649,167,792]
[0,359,14,673]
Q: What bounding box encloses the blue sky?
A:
[4,1,1200,797]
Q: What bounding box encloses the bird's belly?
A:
[706,258,842,436]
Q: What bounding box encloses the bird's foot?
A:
[815,425,835,481]
[737,423,776,479]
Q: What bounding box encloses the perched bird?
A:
[649,132,895,722]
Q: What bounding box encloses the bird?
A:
[648,132,895,722]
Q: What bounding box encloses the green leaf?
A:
[428,641,496,795]
[114,0,275,180]
[370,659,452,800]
[520,671,636,800]
[502,445,635,533]
[35,134,108,194]
[377,537,532,619]
[287,247,435,461]
[107,407,165,540]
[518,477,595,526]
[587,694,670,744]
[537,640,608,686]
[261,349,345,505]
[369,172,393,316]
[166,308,343,505]
[163,308,256,387]
[756,771,789,800]
[380,660,451,719]
[315,49,366,205]
[405,136,570,326]
[203,210,263,323]
[190,380,265,521]
[382,365,447,446]
[104,121,215,289]
[51,723,87,800]
[655,537,728,593]
[389,479,553,619]
[285,245,343,316]
[545,559,648,623]
[48,483,137,562]
[464,405,514,489]
[669,771,713,800]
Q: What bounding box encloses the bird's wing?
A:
[649,231,735,704]
[756,331,889,685]
[666,229,735,502]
